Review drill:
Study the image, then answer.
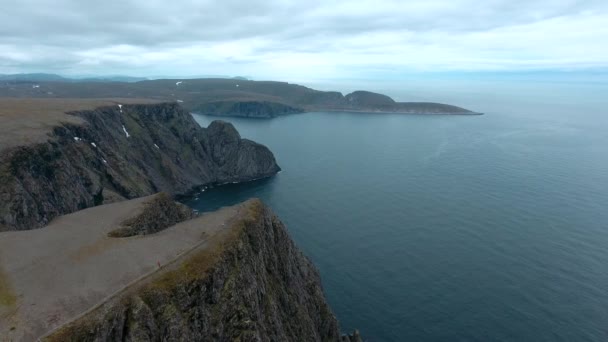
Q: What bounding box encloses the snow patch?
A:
[32,84,40,89]
[177,99,184,103]
[154,143,160,149]
[122,125,130,138]
[236,84,239,87]
[73,137,81,142]
[91,142,97,148]
[176,81,182,86]
[117,104,123,113]
[102,159,107,164]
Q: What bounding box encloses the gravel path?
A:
[0,195,243,341]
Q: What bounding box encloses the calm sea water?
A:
[185,80,608,341]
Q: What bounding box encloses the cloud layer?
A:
[1,0,607,79]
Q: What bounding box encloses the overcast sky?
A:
[1,0,607,80]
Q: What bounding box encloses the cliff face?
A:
[45,199,361,342]
[0,102,280,231]
[195,100,304,118]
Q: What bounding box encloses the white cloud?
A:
[0,0,606,78]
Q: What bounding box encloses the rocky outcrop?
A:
[108,192,195,237]
[45,199,362,342]
[344,90,396,107]
[0,102,280,231]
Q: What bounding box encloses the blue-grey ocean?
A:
[185,79,608,341]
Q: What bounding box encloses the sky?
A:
[1,0,607,81]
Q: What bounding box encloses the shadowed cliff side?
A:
[44,199,362,342]
[196,100,304,118]
[0,101,280,231]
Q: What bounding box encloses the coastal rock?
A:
[0,102,280,231]
[45,199,362,342]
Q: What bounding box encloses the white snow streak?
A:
[91,142,97,148]
[73,137,81,142]
[176,81,183,86]
[118,104,123,113]
[122,125,130,138]
[154,144,160,149]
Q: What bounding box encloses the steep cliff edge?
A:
[0,101,280,231]
[44,199,361,342]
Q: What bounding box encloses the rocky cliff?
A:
[44,199,362,342]
[196,100,304,118]
[0,102,280,231]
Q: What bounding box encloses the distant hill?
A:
[77,76,149,83]
[0,77,480,117]
[0,73,148,83]
[0,73,68,82]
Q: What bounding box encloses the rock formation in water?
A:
[44,199,362,342]
[0,102,280,231]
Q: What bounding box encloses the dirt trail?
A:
[0,195,243,341]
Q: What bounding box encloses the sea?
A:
[183,77,608,341]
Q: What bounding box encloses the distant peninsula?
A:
[0,77,480,118]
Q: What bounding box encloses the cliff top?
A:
[0,98,162,152]
[0,193,257,341]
